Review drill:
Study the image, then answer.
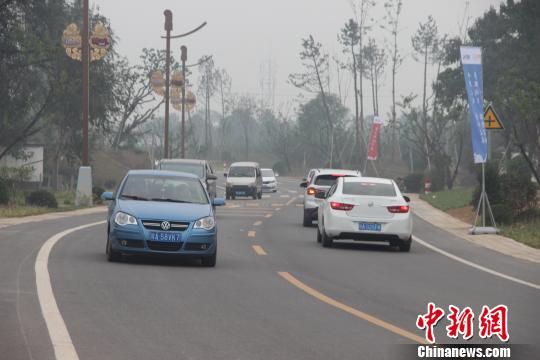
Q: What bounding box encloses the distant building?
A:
[0,145,44,183]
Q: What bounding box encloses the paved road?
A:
[1,177,539,359]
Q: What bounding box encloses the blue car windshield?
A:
[119,175,208,204]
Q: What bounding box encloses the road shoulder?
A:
[0,206,107,230]
[409,194,540,264]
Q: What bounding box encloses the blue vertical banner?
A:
[460,46,487,163]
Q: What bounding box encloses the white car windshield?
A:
[228,166,255,177]
[342,182,396,197]
[261,169,274,177]
[119,175,208,204]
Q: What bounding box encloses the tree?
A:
[216,68,232,158]
[289,35,336,166]
[296,93,348,167]
[197,57,219,156]
[351,0,376,138]
[339,19,361,154]
[363,38,386,116]
[111,48,169,149]
[261,110,295,172]
[411,15,440,169]
[381,0,404,159]
[230,96,257,160]
[435,0,540,183]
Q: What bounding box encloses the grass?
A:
[500,215,540,249]
[420,187,540,249]
[0,190,90,218]
[420,187,474,211]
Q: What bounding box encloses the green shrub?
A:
[0,178,9,205]
[92,186,105,204]
[404,173,424,193]
[428,170,445,192]
[491,203,514,225]
[472,162,503,207]
[26,190,58,208]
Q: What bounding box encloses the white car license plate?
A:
[359,223,381,232]
[149,232,182,242]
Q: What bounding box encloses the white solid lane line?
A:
[35,221,106,360]
[413,235,540,290]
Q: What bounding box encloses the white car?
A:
[316,176,412,251]
[261,168,278,192]
[301,169,361,226]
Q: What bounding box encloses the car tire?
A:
[321,224,333,248]
[201,251,217,267]
[231,193,236,200]
[257,191,262,199]
[317,226,322,243]
[226,193,230,200]
[302,210,312,227]
[398,237,412,252]
[106,235,121,262]
[252,188,257,200]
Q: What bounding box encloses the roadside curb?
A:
[0,206,107,230]
[409,194,540,264]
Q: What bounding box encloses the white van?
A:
[225,162,263,200]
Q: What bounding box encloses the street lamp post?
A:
[62,0,110,206]
[163,10,172,159]
[159,10,206,159]
[181,46,187,159]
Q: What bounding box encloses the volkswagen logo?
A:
[160,221,171,231]
[368,201,374,207]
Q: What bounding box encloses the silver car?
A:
[300,168,361,226]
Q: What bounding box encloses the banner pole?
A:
[482,162,486,227]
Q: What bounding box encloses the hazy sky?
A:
[93,0,502,118]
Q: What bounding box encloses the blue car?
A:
[101,170,225,266]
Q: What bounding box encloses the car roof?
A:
[159,158,206,165]
[127,169,199,179]
[230,162,259,167]
[261,168,274,171]
[314,168,361,176]
[343,176,393,184]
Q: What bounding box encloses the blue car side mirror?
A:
[212,197,225,206]
[101,191,114,201]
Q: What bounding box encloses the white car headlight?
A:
[114,212,137,226]
[194,216,215,230]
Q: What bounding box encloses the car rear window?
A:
[342,182,396,197]
[314,175,344,186]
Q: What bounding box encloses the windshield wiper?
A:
[151,198,195,203]
[120,194,148,201]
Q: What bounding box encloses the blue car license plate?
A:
[236,191,246,195]
[148,232,182,242]
[359,223,381,232]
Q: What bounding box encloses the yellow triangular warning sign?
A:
[484,104,504,130]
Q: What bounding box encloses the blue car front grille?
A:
[141,220,190,231]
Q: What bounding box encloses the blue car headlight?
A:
[114,211,137,226]
[194,216,215,231]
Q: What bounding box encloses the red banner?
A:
[367,116,384,160]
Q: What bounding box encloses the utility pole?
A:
[163,9,172,159]
[181,45,187,158]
